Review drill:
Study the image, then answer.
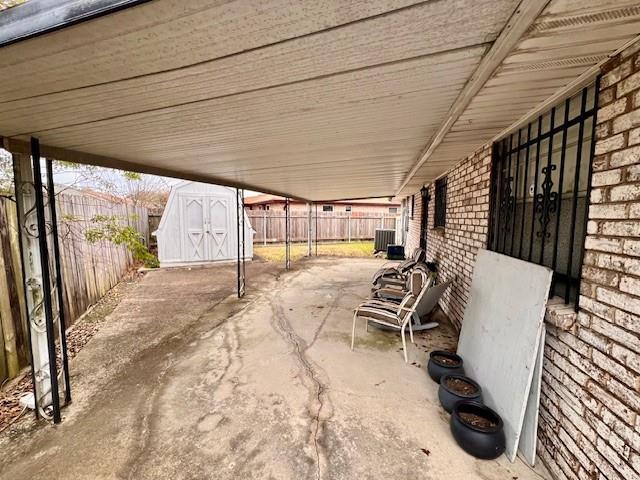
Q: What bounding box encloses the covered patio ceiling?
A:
[0,0,639,201]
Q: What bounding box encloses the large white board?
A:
[457,250,552,462]
[519,326,546,466]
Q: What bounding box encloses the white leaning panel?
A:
[457,249,552,462]
[519,325,546,466]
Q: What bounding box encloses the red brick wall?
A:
[405,145,491,329]
[405,41,640,480]
[536,43,640,480]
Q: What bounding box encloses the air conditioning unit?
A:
[374,229,396,252]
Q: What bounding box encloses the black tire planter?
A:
[438,374,482,413]
[451,401,505,460]
[426,350,464,383]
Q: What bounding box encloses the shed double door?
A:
[181,195,232,261]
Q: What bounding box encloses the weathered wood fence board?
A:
[0,192,148,384]
[246,211,397,244]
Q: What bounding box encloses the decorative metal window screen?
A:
[435,177,447,228]
[488,83,598,308]
[420,187,430,249]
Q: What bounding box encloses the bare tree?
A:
[57,164,170,209]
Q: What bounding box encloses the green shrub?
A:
[84,215,159,268]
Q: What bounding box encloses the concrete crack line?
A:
[269,299,329,480]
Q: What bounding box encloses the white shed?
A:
[154,181,253,267]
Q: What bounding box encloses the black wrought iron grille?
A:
[435,177,447,228]
[488,82,598,308]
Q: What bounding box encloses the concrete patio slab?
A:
[0,258,550,480]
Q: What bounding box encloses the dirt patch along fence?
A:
[246,210,397,244]
[0,192,148,385]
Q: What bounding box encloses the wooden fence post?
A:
[0,217,20,379]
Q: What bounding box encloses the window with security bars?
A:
[434,177,447,228]
[488,83,598,308]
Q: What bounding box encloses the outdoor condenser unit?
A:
[374,229,396,252]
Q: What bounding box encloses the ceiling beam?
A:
[396,0,550,195]
[0,0,151,48]
[490,34,640,143]
[1,137,309,201]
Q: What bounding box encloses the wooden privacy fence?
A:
[0,191,148,384]
[246,210,397,244]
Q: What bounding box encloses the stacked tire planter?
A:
[427,350,506,460]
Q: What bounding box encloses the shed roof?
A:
[0,0,638,200]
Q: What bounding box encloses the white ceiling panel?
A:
[1,0,637,200]
[401,0,640,195]
[0,0,519,200]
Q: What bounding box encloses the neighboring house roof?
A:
[244,194,399,207]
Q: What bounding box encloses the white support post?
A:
[14,152,66,422]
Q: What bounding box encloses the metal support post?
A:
[263,210,267,246]
[236,188,245,298]
[285,198,291,269]
[314,202,318,256]
[46,158,71,403]
[307,202,312,256]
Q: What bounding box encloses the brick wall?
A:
[405,41,640,480]
[405,192,422,254]
[405,145,491,329]
[535,43,640,480]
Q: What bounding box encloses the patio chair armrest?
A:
[380,261,400,269]
[376,276,405,287]
[361,299,399,307]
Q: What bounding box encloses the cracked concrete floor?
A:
[0,257,550,480]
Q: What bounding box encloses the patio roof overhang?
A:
[0,0,639,201]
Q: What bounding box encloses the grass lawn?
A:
[254,241,375,263]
